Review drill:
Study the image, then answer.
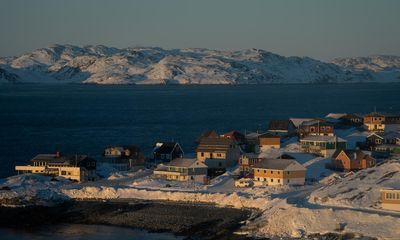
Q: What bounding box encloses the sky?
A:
[0,0,399,61]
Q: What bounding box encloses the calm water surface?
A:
[0,224,182,240]
[0,83,399,178]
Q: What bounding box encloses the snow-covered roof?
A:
[167,158,207,168]
[325,113,347,119]
[301,135,346,142]
[289,118,314,128]
[254,159,306,171]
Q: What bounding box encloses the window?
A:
[210,153,213,159]
[264,170,266,173]
[61,171,67,175]
[257,169,260,172]
[287,171,290,175]
[271,179,274,182]
[278,179,280,183]
[201,152,204,157]
[271,171,273,174]
[288,179,290,183]
[257,177,260,181]
[264,178,267,182]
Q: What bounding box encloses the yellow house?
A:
[15,153,96,182]
[381,188,400,211]
[253,159,306,186]
[364,112,386,132]
[153,158,208,183]
[196,137,241,168]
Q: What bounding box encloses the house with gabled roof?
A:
[253,159,306,186]
[339,113,363,126]
[258,132,280,150]
[331,149,375,171]
[152,142,184,163]
[153,158,208,183]
[222,130,246,145]
[300,135,347,157]
[267,120,296,137]
[299,119,334,138]
[196,136,241,169]
[15,152,96,182]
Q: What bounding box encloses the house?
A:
[300,135,347,157]
[267,120,296,137]
[299,119,334,138]
[339,113,363,126]
[153,158,208,183]
[196,137,241,169]
[258,133,280,151]
[380,188,400,211]
[152,142,184,163]
[366,132,385,147]
[15,152,96,182]
[244,131,263,153]
[331,149,376,171]
[366,131,400,149]
[103,145,145,171]
[289,118,314,129]
[364,112,386,132]
[222,130,246,145]
[238,153,265,175]
[253,159,306,186]
[196,130,219,143]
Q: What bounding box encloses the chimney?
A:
[56,151,61,158]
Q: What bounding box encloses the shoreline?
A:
[0,199,255,240]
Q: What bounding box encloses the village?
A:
[3,111,400,238]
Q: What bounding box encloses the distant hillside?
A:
[1,44,399,84]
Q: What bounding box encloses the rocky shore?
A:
[0,200,253,240]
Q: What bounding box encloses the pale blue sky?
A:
[0,0,399,60]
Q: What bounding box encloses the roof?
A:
[333,149,374,162]
[364,112,385,118]
[153,142,179,154]
[268,120,294,131]
[196,137,236,152]
[383,131,400,139]
[325,113,347,119]
[198,130,219,139]
[301,119,333,127]
[31,154,88,164]
[222,130,246,142]
[258,132,280,139]
[290,118,314,128]
[253,159,305,171]
[245,131,262,140]
[300,135,346,142]
[340,113,363,119]
[166,158,207,168]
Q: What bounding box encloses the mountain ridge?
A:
[1,44,399,84]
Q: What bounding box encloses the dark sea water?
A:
[0,224,182,240]
[1,83,400,178]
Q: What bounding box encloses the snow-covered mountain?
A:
[1,44,399,84]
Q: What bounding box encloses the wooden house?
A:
[258,132,280,151]
[299,119,334,138]
[152,142,184,163]
[15,152,96,182]
[300,135,347,157]
[253,159,306,186]
[196,136,241,169]
[381,189,400,211]
[267,120,296,137]
[238,153,265,175]
[153,158,208,183]
[364,112,386,132]
[331,149,375,171]
[103,145,145,171]
[339,113,363,126]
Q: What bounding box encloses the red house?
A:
[332,149,376,172]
